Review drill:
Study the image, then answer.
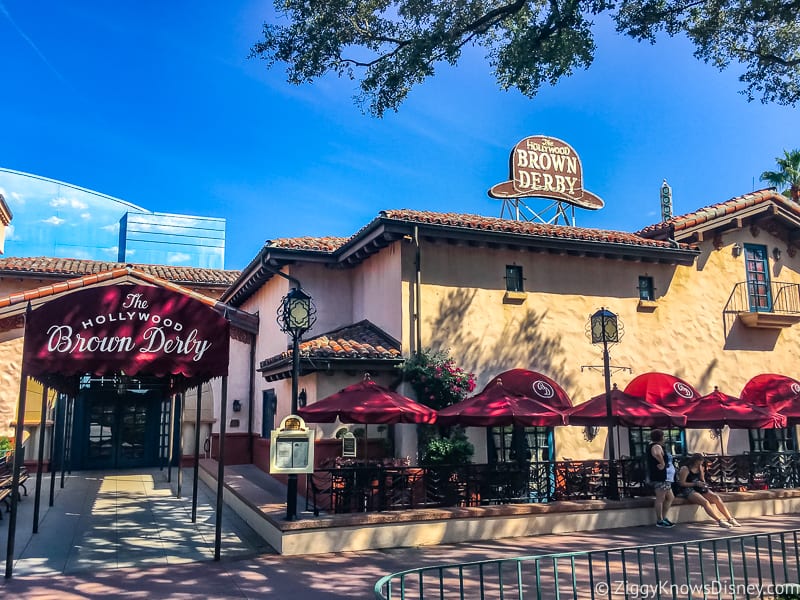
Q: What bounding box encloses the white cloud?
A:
[42,216,65,226]
[81,212,91,220]
[5,224,17,240]
[167,252,191,264]
[50,196,88,210]
[101,223,119,232]
[101,246,119,257]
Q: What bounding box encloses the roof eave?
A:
[258,356,405,382]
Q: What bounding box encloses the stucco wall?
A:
[351,242,403,340]
[0,334,23,437]
[407,227,800,460]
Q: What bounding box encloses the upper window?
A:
[638,276,655,301]
[744,244,772,311]
[506,265,524,292]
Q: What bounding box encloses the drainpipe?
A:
[414,225,422,355]
[247,325,256,464]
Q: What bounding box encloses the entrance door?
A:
[745,244,772,311]
[79,389,162,470]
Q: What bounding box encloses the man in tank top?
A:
[647,429,675,528]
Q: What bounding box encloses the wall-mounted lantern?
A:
[773,247,782,261]
[232,399,242,413]
[732,243,743,258]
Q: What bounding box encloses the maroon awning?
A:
[22,284,230,394]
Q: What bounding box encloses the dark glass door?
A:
[81,391,161,469]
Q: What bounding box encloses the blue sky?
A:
[2,2,799,270]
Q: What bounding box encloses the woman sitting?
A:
[675,453,741,528]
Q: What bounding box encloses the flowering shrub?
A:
[401,348,476,410]
[402,349,477,466]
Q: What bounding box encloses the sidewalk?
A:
[2,467,800,598]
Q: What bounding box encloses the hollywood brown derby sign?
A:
[488,135,604,210]
[23,284,230,384]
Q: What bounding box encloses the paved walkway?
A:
[2,468,800,598]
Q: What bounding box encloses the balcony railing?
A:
[725,281,800,328]
[304,452,800,515]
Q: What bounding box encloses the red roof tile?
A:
[267,236,348,252]
[0,256,239,286]
[266,210,693,253]
[259,320,402,369]
[379,209,683,248]
[636,189,794,238]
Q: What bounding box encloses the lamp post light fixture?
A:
[277,286,316,520]
[589,308,621,501]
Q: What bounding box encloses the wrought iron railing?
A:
[305,453,800,515]
[725,280,800,315]
[374,529,800,599]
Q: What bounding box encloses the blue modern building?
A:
[0,168,225,268]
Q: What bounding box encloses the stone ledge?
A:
[210,460,800,533]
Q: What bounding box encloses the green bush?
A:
[0,436,11,454]
[419,425,474,466]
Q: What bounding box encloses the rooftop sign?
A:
[488,135,604,210]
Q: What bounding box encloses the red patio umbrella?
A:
[740,374,800,424]
[681,388,787,430]
[298,377,437,462]
[624,372,700,410]
[681,387,787,455]
[566,386,688,428]
[482,369,573,409]
[740,374,800,407]
[297,379,437,425]
[437,380,567,427]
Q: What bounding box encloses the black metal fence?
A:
[305,452,800,515]
[725,280,800,315]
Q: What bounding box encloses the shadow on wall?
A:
[424,288,572,391]
[694,358,719,393]
[723,318,780,351]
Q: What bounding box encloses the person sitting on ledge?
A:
[675,453,741,528]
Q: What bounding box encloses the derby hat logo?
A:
[791,382,800,395]
[488,135,604,210]
[673,382,695,399]
[532,380,555,398]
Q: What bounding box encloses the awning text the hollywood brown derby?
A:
[23,284,230,384]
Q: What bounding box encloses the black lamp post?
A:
[590,308,621,501]
[277,287,316,520]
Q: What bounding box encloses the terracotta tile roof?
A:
[264,210,693,253]
[636,189,793,238]
[267,236,348,252]
[379,209,688,249]
[259,320,402,369]
[0,256,239,286]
